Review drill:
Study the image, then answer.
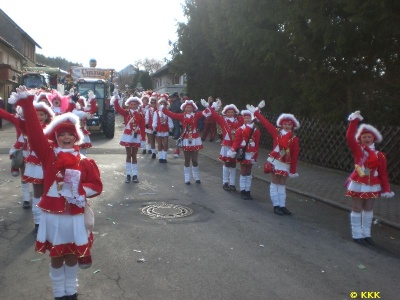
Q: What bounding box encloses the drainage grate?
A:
[142,203,193,219]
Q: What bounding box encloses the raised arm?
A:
[162,106,183,121]
[9,88,52,163]
[346,111,363,159]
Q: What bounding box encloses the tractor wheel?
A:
[103,111,115,138]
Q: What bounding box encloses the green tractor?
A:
[76,78,115,138]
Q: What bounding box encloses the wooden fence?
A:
[257,112,400,185]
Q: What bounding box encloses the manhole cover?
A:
[142,203,193,219]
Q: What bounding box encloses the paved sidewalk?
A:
[199,139,400,230]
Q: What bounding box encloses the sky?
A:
[1,0,186,71]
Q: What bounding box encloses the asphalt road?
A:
[1,117,400,300]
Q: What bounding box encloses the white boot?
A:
[350,211,363,239]
[229,167,236,187]
[184,167,191,184]
[32,197,42,225]
[362,210,373,238]
[192,166,201,183]
[64,264,78,297]
[245,175,253,199]
[277,185,291,214]
[277,185,287,207]
[164,150,168,161]
[125,162,132,176]
[239,175,246,192]
[132,163,138,176]
[245,175,252,192]
[21,182,31,202]
[49,265,65,298]
[269,183,279,206]
[222,165,229,184]
[132,163,139,182]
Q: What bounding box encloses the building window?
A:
[0,51,3,63]
[172,75,180,85]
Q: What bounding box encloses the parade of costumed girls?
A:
[248,100,300,215]
[227,109,261,200]
[112,89,146,183]
[201,98,244,191]
[152,95,174,163]
[162,99,206,184]
[8,86,103,300]
[346,111,394,246]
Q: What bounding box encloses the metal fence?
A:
[257,112,400,185]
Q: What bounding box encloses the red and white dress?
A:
[255,110,299,176]
[162,108,204,151]
[23,123,47,184]
[152,109,173,137]
[114,99,145,147]
[345,118,391,199]
[231,123,261,164]
[145,106,156,134]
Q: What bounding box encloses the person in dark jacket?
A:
[169,92,182,139]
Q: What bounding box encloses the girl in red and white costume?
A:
[162,99,205,184]
[145,95,158,159]
[9,86,102,300]
[202,99,244,191]
[0,106,30,208]
[23,102,55,233]
[228,110,261,200]
[72,96,93,156]
[346,111,394,245]
[49,90,69,116]
[140,93,150,154]
[248,101,300,215]
[153,97,174,163]
[112,90,145,183]
[85,90,98,115]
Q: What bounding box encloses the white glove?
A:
[8,92,18,105]
[88,90,95,100]
[348,110,363,121]
[249,141,255,147]
[381,192,394,198]
[246,104,257,114]
[258,100,265,109]
[250,159,256,165]
[8,86,31,105]
[200,98,208,108]
[69,88,75,96]
[289,173,299,178]
[213,99,222,110]
[227,149,237,158]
